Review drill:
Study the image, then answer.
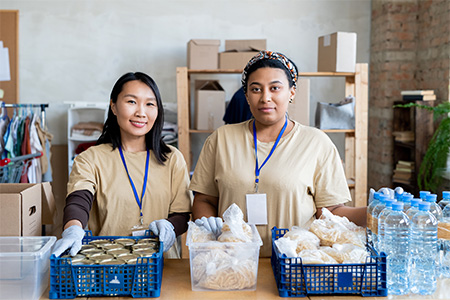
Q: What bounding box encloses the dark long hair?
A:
[97,72,170,164]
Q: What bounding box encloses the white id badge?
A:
[246,193,268,225]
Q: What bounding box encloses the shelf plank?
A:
[187,69,355,77]
[322,129,355,133]
[189,129,214,134]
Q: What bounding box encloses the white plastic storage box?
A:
[0,236,56,300]
[186,224,262,291]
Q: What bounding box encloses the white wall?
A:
[1,0,371,148]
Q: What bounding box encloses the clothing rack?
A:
[2,103,49,128]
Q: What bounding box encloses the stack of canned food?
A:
[61,237,159,265]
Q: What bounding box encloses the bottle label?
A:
[438,222,450,240]
[367,213,373,231]
[373,217,379,235]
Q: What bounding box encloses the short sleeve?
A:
[67,151,97,197]
[189,133,219,197]
[168,147,193,213]
[312,137,351,208]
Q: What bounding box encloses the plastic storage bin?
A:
[186,224,262,291]
[0,236,56,300]
[271,227,387,297]
[49,231,163,299]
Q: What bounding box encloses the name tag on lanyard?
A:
[246,193,268,225]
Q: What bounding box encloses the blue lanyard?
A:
[119,146,150,224]
[252,117,287,192]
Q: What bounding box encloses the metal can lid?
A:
[98,258,126,265]
[88,239,112,246]
[119,254,140,264]
[81,248,105,257]
[92,254,115,264]
[102,244,124,251]
[133,248,157,257]
[61,254,86,262]
[132,244,156,251]
[72,259,96,265]
[114,238,136,247]
[107,249,130,258]
[80,244,97,251]
[137,238,159,244]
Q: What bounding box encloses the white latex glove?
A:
[149,219,176,252]
[52,225,85,257]
[194,216,223,237]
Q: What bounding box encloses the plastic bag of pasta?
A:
[283,226,320,252]
[186,221,216,243]
[309,208,366,248]
[218,203,253,243]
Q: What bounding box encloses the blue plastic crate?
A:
[49,231,163,299]
[271,227,387,297]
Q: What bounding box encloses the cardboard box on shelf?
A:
[224,39,266,52]
[0,183,56,236]
[219,39,266,70]
[194,80,225,131]
[287,78,310,126]
[317,32,357,72]
[187,39,220,70]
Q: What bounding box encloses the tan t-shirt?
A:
[67,144,192,237]
[190,120,351,257]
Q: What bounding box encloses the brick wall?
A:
[369,0,450,191]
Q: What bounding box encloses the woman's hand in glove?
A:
[149,219,176,252]
[52,225,85,257]
[194,216,223,237]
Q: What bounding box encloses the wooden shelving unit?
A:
[392,100,434,195]
[176,64,368,207]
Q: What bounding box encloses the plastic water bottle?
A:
[438,191,450,210]
[406,198,422,220]
[377,199,395,254]
[372,194,390,248]
[384,202,410,295]
[402,194,413,212]
[440,203,450,278]
[410,201,438,295]
[425,194,443,221]
[367,191,381,246]
[420,190,431,201]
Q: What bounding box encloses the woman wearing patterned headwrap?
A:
[190,51,366,257]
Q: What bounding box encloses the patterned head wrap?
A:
[241,51,298,93]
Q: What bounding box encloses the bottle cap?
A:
[385,199,395,208]
[392,202,404,211]
[443,191,450,199]
[410,198,422,207]
[419,201,431,211]
[379,194,390,202]
[373,192,381,200]
[425,194,438,202]
[420,191,431,200]
[402,194,413,202]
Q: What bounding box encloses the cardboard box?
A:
[219,39,266,70]
[0,184,42,236]
[317,32,357,72]
[187,39,220,69]
[288,78,310,125]
[0,183,56,236]
[219,51,260,70]
[225,39,266,52]
[194,81,225,130]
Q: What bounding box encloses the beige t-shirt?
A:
[190,120,351,257]
[67,143,192,237]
